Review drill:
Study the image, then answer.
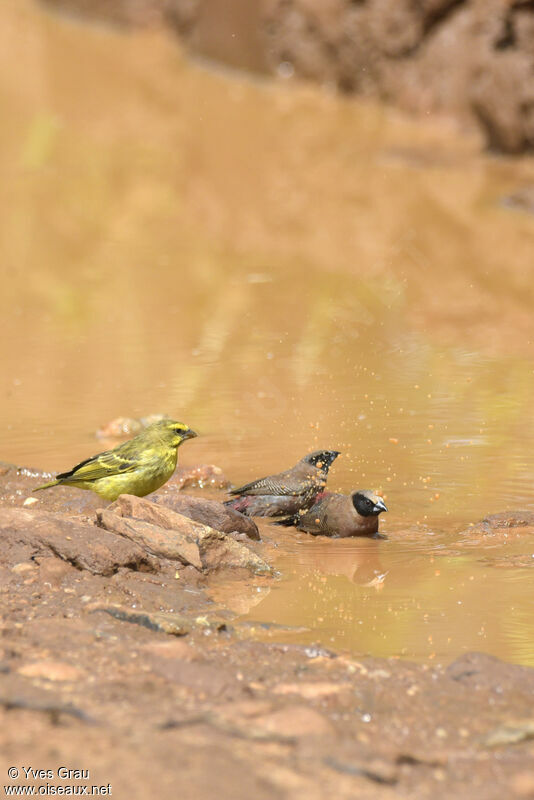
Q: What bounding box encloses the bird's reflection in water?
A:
[290,535,388,589]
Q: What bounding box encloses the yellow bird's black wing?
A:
[57,448,139,484]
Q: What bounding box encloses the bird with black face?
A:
[224,449,340,517]
[277,490,387,537]
[33,419,197,502]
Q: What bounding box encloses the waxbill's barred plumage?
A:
[224,450,340,517]
[276,490,387,537]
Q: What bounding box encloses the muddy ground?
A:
[38,0,534,153]
[1,463,534,799]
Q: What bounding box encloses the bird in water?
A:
[33,419,197,502]
[224,450,340,517]
[276,490,387,537]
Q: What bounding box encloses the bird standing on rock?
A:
[33,419,197,502]
[225,450,340,517]
[277,490,387,537]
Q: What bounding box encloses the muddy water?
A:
[3,0,534,663]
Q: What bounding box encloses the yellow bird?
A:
[34,419,197,502]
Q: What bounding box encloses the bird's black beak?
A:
[374,498,388,514]
[182,428,198,441]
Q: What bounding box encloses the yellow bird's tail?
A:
[33,480,60,492]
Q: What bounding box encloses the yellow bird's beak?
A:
[181,428,198,441]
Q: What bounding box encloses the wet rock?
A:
[167,464,231,490]
[0,463,105,514]
[97,496,272,573]
[0,506,156,576]
[96,414,168,439]
[483,510,534,528]
[150,491,259,540]
[18,661,86,682]
[458,510,534,546]
[90,605,192,636]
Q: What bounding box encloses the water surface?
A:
[2,0,534,664]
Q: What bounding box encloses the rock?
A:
[90,605,192,636]
[167,464,231,490]
[97,496,272,573]
[96,414,168,439]
[96,508,203,568]
[150,492,259,540]
[35,0,534,153]
[0,506,157,576]
[0,462,106,514]
[481,720,534,748]
[483,510,534,528]
[470,52,534,153]
[458,511,534,546]
[18,661,86,682]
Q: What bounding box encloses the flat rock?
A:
[98,496,272,574]
[150,492,259,540]
[0,506,156,576]
[97,508,203,568]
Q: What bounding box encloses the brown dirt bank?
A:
[2,463,534,798]
[39,0,534,154]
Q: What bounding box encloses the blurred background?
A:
[3,0,534,663]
